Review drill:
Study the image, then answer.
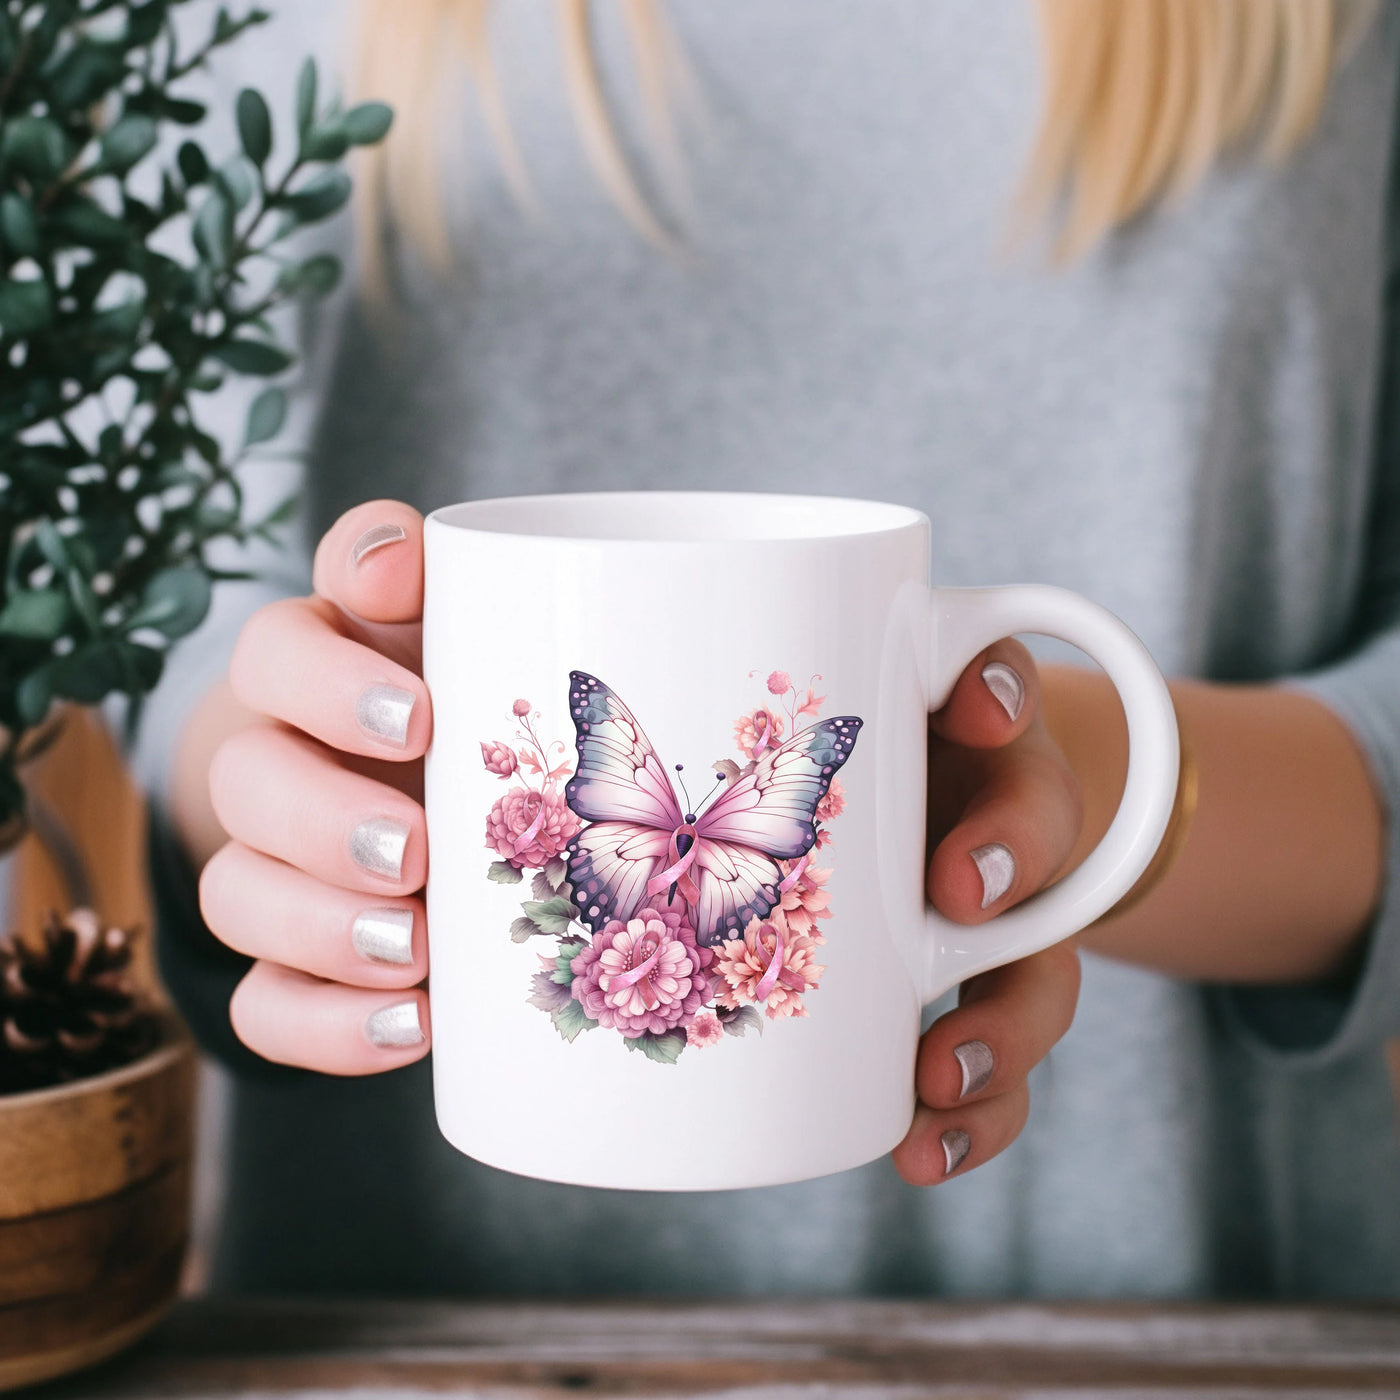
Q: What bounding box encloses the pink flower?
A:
[816,776,845,823]
[571,906,714,1037]
[733,706,785,759]
[481,739,518,779]
[775,859,832,938]
[766,670,791,696]
[512,698,532,717]
[686,1009,724,1048]
[485,785,580,868]
[713,909,825,1021]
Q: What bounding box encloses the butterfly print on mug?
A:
[481,671,861,1064]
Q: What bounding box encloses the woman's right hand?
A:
[199,501,435,1073]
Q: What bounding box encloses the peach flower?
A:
[713,908,825,1021]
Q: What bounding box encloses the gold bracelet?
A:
[1088,704,1198,927]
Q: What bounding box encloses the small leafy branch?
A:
[0,0,392,839]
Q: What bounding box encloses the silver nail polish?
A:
[356,683,415,748]
[352,523,406,566]
[971,842,1015,909]
[942,1127,971,1176]
[350,816,410,882]
[352,907,415,965]
[954,1040,995,1098]
[364,1000,424,1048]
[981,661,1025,722]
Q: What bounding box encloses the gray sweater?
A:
[145,0,1400,1296]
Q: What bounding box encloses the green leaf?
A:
[295,57,317,139]
[177,141,210,187]
[1,116,70,182]
[123,567,213,639]
[720,1005,763,1038]
[550,998,597,1044]
[50,199,130,247]
[46,41,125,110]
[209,338,293,374]
[16,670,52,727]
[343,101,393,146]
[299,122,348,163]
[126,1,167,46]
[213,158,252,213]
[0,590,71,640]
[281,169,351,223]
[164,97,207,126]
[275,253,341,297]
[510,915,543,943]
[91,298,145,343]
[0,279,53,337]
[625,1031,686,1064]
[551,938,588,984]
[1,195,39,257]
[521,896,578,935]
[99,115,158,174]
[236,88,272,166]
[487,860,523,885]
[192,190,232,268]
[244,386,287,445]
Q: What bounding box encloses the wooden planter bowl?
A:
[0,1019,196,1391]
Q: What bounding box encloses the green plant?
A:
[0,0,391,841]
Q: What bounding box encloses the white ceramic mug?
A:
[423,492,1178,1191]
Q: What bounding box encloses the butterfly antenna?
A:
[674,764,694,819]
[694,768,727,818]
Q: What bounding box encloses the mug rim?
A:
[426,491,929,546]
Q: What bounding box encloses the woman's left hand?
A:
[892,640,1085,1185]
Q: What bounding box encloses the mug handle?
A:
[918,584,1179,1003]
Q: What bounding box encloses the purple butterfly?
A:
[563,672,862,947]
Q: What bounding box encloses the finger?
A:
[929,638,1040,749]
[927,733,1083,921]
[230,596,431,760]
[311,499,424,625]
[230,960,430,1074]
[914,940,1081,1109]
[201,842,426,989]
[209,725,426,896]
[890,1082,1031,1186]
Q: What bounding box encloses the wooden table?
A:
[30,1299,1400,1398]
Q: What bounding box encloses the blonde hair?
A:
[351,0,1373,289]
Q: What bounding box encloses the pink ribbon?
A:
[605,933,665,997]
[753,923,810,1006]
[512,793,547,855]
[777,853,809,894]
[751,709,773,757]
[646,826,701,907]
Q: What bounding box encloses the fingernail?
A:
[942,1127,971,1176]
[981,661,1024,722]
[352,907,415,965]
[356,683,415,748]
[953,1039,995,1098]
[364,999,424,1048]
[352,523,406,566]
[350,816,411,882]
[970,842,1015,909]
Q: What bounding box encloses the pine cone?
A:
[0,910,158,1095]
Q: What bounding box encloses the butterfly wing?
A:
[697,715,862,859]
[564,671,684,829]
[566,822,673,935]
[687,837,785,946]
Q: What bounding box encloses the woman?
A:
[149,0,1400,1296]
